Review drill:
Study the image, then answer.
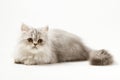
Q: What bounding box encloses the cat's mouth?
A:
[32,46,38,49]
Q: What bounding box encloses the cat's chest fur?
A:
[15,45,56,64]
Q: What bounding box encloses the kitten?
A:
[14,24,113,65]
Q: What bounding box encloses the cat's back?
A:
[48,28,81,41]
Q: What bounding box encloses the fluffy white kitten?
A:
[14,24,113,65]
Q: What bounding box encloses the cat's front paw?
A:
[24,59,37,65]
[14,59,23,64]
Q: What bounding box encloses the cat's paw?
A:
[90,49,113,65]
[24,59,37,65]
[14,59,23,64]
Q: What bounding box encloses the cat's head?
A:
[19,24,49,53]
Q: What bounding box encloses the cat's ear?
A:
[40,25,49,32]
[21,23,30,32]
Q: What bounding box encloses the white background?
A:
[0,0,120,80]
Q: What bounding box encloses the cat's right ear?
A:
[21,23,30,32]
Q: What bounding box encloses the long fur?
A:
[14,24,113,65]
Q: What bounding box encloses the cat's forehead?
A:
[31,28,38,34]
[30,28,41,35]
[28,28,42,40]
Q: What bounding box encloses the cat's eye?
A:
[27,38,33,42]
[38,39,43,43]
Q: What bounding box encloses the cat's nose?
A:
[34,43,37,46]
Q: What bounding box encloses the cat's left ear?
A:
[41,25,49,32]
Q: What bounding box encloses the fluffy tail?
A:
[89,49,113,65]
